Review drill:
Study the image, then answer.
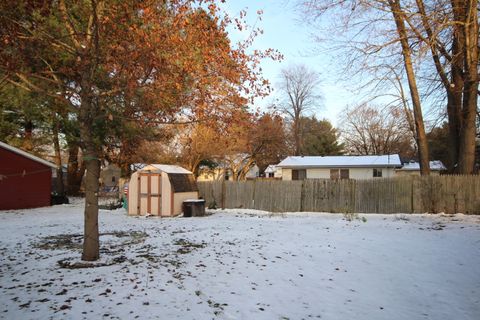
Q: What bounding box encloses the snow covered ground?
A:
[1,200,479,320]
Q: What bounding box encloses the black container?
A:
[183,199,206,217]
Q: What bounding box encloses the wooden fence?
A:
[197,175,480,214]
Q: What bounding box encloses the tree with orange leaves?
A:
[0,0,279,261]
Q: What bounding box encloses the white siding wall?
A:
[282,168,292,181]
[281,167,397,180]
[306,169,330,179]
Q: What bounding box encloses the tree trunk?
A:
[389,0,430,175]
[81,155,100,261]
[79,85,101,261]
[415,0,461,172]
[52,118,65,195]
[456,0,478,174]
[80,124,101,261]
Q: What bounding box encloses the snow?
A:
[277,155,402,168]
[399,161,446,171]
[1,200,479,320]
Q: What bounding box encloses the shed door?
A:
[137,172,162,215]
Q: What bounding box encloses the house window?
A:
[373,168,382,178]
[292,169,306,180]
[112,176,116,183]
[330,169,339,180]
[268,172,274,178]
[330,169,349,180]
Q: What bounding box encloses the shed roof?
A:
[398,161,446,171]
[277,155,402,168]
[0,141,57,169]
[168,173,198,193]
[138,164,192,174]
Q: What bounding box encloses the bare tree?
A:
[387,0,430,174]
[300,0,478,174]
[278,64,322,156]
[340,103,416,158]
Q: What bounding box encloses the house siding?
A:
[282,168,292,180]
[0,147,52,210]
[282,167,397,181]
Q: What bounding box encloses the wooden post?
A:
[300,179,305,212]
[221,179,226,210]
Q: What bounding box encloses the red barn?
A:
[0,141,57,210]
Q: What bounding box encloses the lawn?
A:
[1,199,479,320]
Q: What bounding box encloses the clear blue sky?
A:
[220,0,357,126]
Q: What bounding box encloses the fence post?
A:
[221,179,226,210]
[300,180,306,212]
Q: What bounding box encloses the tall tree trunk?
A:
[52,117,65,195]
[81,154,100,261]
[456,0,479,173]
[389,0,430,175]
[449,0,467,172]
[79,88,101,262]
[415,0,461,171]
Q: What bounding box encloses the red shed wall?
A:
[0,147,52,210]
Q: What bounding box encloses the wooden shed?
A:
[127,164,199,217]
[0,141,57,210]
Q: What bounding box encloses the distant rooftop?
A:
[399,161,446,171]
[277,155,402,168]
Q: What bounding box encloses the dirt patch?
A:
[173,238,207,254]
[33,231,147,251]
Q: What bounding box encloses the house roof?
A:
[139,164,193,174]
[264,165,278,173]
[277,155,402,168]
[398,161,446,171]
[0,141,57,169]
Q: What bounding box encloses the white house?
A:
[396,160,446,176]
[277,155,402,180]
[264,165,282,179]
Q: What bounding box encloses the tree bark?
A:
[389,0,430,175]
[81,154,100,261]
[415,0,461,171]
[79,89,101,261]
[52,117,65,195]
[456,0,479,174]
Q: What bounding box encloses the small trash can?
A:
[183,199,206,217]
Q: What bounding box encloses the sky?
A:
[220,0,357,126]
